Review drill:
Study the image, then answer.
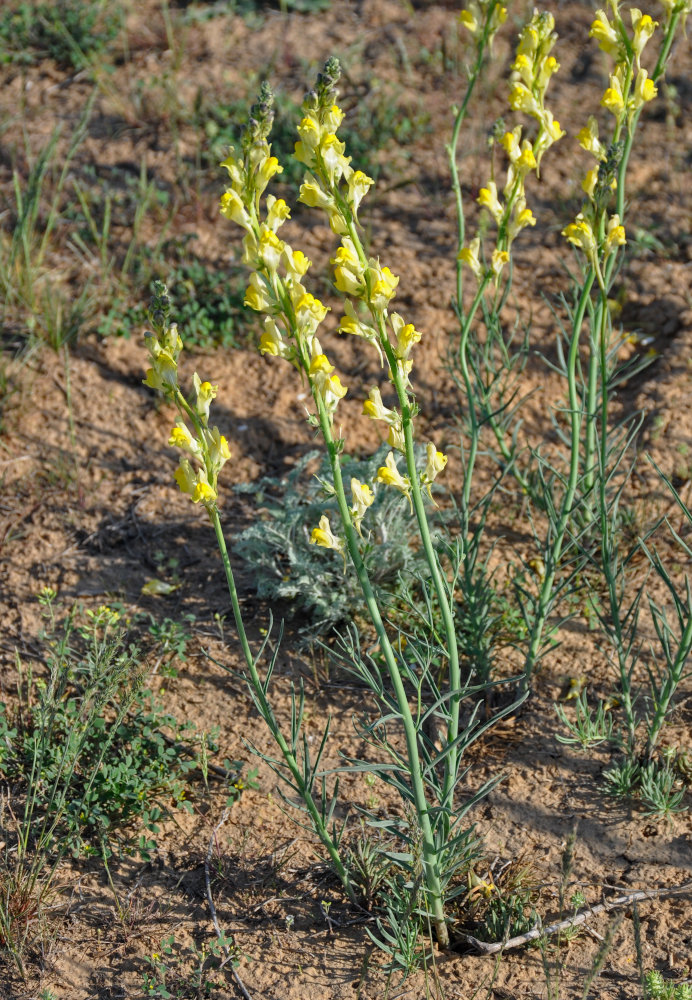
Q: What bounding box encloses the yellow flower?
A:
[375,452,411,501]
[219,189,251,230]
[244,272,272,312]
[562,213,596,257]
[605,214,626,254]
[601,75,625,117]
[631,9,658,65]
[391,312,421,359]
[169,421,201,457]
[589,10,621,55]
[478,182,503,224]
[192,480,217,506]
[491,249,509,277]
[282,246,311,280]
[368,264,399,311]
[350,478,374,535]
[632,69,657,109]
[259,317,293,360]
[421,441,447,499]
[582,167,599,200]
[459,6,478,32]
[193,373,218,424]
[347,170,374,215]
[295,292,329,325]
[266,195,291,232]
[508,82,539,116]
[577,117,605,160]
[458,236,483,280]
[258,228,285,272]
[310,514,345,554]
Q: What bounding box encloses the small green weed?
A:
[0,0,121,70]
[142,931,240,999]
[110,238,249,348]
[644,971,692,1000]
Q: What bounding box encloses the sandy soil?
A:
[0,1,691,997]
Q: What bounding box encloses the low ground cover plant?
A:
[142,0,691,970]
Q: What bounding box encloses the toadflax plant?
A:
[143,0,691,963]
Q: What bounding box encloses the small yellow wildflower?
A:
[310,514,345,554]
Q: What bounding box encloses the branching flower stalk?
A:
[217,65,458,946]
[456,10,565,499]
[553,0,688,715]
[143,281,357,905]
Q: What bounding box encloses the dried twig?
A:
[455,879,692,955]
[204,809,253,1000]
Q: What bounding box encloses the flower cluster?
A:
[144,283,230,510]
[459,11,564,284]
[562,4,663,268]
[219,60,448,557]
[220,81,348,424]
[590,6,659,127]
[459,0,507,41]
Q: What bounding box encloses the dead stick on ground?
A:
[205,808,253,1000]
[456,879,692,955]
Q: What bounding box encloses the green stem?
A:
[209,507,357,905]
[523,270,595,684]
[313,396,450,948]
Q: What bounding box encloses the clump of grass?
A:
[0,0,121,70]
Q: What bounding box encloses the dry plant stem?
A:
[313,394,450,949]
[208,508,357,906]
[205,809,253,1000]
[456,879,692,955]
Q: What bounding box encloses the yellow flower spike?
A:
[193,373,218,424]
[375,452,412,502]
[309,353,334,377]
[350,478,374,536]
[458,236,483,280]
[632,68,658,109]
[174,459,216,507]
[605,214,626,254]
[310,514,345,555]
[478,182,503,224]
